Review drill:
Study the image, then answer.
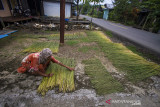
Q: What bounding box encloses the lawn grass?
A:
[85,31,160,83]
[37,57,75,96]
[82,58,124,95]
[22,41,59,53]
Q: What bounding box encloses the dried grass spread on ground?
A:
[82,58,124,95]
[37,57,75,96]
[86,31,160,83]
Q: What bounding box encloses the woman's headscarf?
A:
[39,48,52,64]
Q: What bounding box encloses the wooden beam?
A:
[60,0,65,44]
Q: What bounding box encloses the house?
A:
[0,0,45,29]
[0,0,12,17]
[102,4,114,20]
[0,0,32,17]
[0,0,74,30]
[43,0,74,18]
[0,0,44,17]
[0,0,38,30]
[0,0,74,18]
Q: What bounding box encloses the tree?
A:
[140,0,160,32]
[77,0,104,19]
[109,0,160,32]
[110,0,140,24]
[81,0,90,14]
[75,0,80,21]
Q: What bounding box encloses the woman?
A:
[17,48,74,77]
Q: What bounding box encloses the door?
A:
[43,1,71,18]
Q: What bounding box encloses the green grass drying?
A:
[37,57,75,96]
[10,32,51,39]
[126,45,159,63]
[82,58,124,95]
[47,32,85,40]
[22,42,59,53]
[18,34,49,39]
[66,40,79,46]
[85,31,160,83]
[104,30,113,38]
[42,30,59,34]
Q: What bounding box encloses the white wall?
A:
[43,1,71,18]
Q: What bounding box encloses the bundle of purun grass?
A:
[37,57,75,96]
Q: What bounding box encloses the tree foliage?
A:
[76,0,103,20]
[140,0,160,32]
[81,0,90,14]
[109,0,160,33]
[81,0,104,17]
[110,0,140,24]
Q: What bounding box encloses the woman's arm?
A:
[51,56,74,71]
[57,62,74,71]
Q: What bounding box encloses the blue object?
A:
[0,34,8,39]
[103,9,109,20]
[0,30,17,39]
[65,18,69,22]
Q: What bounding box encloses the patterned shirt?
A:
[21,53,59,73]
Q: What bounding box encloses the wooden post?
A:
[40,0,44,16]
[76,0,79,21]
[60,0,65,44]
[0,17,5,30]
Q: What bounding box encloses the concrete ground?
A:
[0,68,160,107]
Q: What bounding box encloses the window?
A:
[0,0,4,10]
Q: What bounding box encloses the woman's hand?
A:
[55,60,75,72]
[47,73,54,77]
[68,68,74,71]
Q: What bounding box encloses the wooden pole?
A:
[0,17,5,30]
[60,0,65,44]
[76,0,79,21]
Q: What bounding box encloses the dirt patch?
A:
[65,30,87,35]
[95,55,125,81]
[57,44,95,61]
[79,42,97,48]
[75,61,92,89]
